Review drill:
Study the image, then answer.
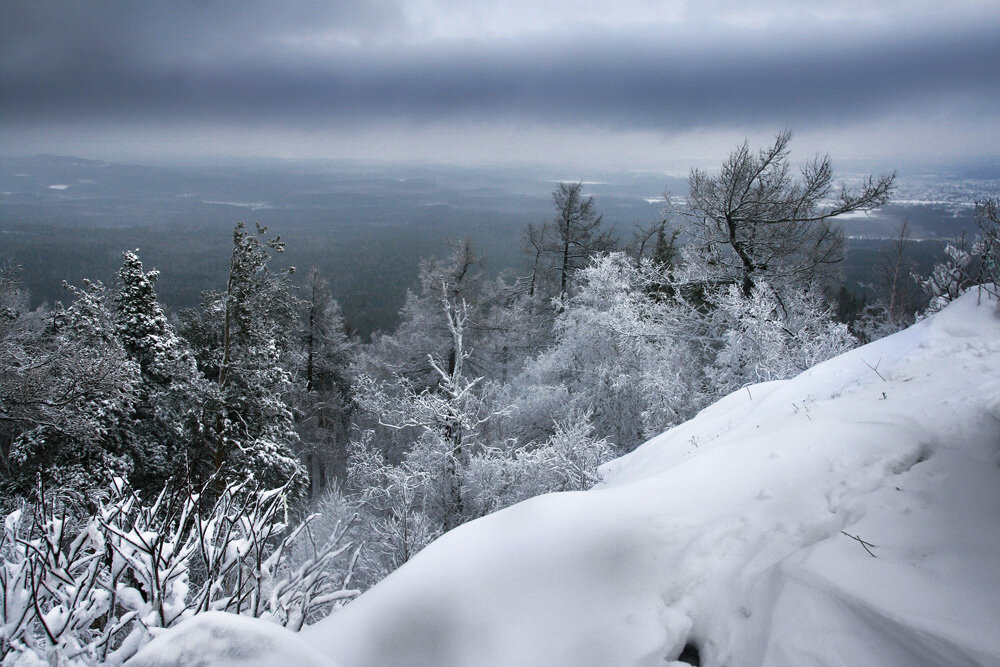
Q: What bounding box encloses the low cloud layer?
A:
[3,1,998,165]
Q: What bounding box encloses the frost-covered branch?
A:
[0,478,359,666]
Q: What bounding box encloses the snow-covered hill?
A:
[132,288,1000,667]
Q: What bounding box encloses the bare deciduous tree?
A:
[876,220,920,325]
[683,130,895,296]
[539,182,615,301]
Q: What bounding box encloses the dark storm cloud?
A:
[0,1,405,69]
[2,1,999,138]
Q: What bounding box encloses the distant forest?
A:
[0,154,988,338]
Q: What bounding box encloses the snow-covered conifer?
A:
[180,223,305,494]
[290,269,357,496]
[114,250,208,488]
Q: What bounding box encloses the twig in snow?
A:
[860,357,887,382]
[841,531,878,558]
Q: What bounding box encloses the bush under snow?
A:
[0,480,358,666]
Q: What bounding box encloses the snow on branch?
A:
[0,478,359,666]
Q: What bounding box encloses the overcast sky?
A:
[2,0,999,168]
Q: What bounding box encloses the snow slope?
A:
[133,289,1000,666]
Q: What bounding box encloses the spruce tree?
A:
[294,268,356,495]
[115,250,207,490]
[182,224,305,494]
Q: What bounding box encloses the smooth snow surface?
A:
[132,290,1000,666]
[128,612,338,667]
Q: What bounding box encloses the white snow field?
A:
[131,289,1000,666]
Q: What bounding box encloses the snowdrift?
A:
[132,290,1000,666]
[127,612,336,667]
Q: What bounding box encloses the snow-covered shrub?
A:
[346,433,443,586]
[501,383,572,446]
[2,279,141,504]
[708,281,856,395]
[922,200,1000,313]
[0,479,359,666]
[1,499,113,665]
[921,240,978,313]
[518,254,708,451]
[464,411,616,517]
[347,409,616,587]
[851,303,907,344]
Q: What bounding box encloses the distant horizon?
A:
[5,150,999,181]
